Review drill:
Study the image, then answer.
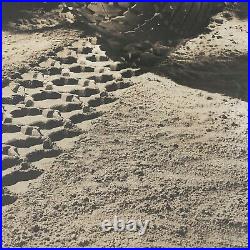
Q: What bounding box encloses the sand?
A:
[2,3,248,247]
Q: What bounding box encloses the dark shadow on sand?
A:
[151,55,248,102]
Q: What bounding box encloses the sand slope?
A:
[3,73,247,247]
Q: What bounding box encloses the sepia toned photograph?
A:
[2,2,248,247]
